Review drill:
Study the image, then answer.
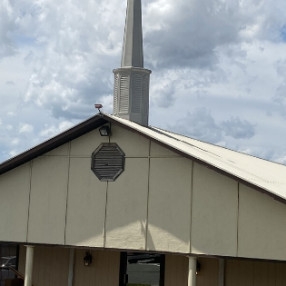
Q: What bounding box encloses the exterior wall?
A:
[28,152,69,244]
[238,184,286,260]
[19,245,69,286]
[2,122,286,261]
[164,256,286,286]
[73,249,120,286]
[164,254,188,286]
[197,258,219,286]
[191,163,238,256]
[225,259,286,286]
[0,164,30,242]
[105,157,149,250]
[148,157,192,253]
[18,246,286,286]
[18,246,120,286]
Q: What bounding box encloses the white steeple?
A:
[113,0,151,126]
[121,0,143,68]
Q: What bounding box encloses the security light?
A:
[99,126,110,136]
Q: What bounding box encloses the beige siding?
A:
[18,245,26,275]
[110,125,150,157]
[238,184,286,260]
[18,247,286,286]
[65,157,106,247]
[4,121,286,261]
[73,249,120,286]
[70,129,108,157]
[197,258,218,286]
[45,143,69,156]
[27,156,69,244]
[164,254,188,286]
[0,164,30,242]
[164,255,219,286]
[225,259,254,286]
[191,163,238,256]
[225,259,286,286]
[150,141,181,157]
[275,263,286,286]
[33,246,70,286]
[105,158,149,250]
[147,157,192,253]
[19,245,69,286]
[19,246,120,286]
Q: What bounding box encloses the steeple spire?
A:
[113,0,151,126]
[121,0,143,68]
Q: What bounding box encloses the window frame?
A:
[119,252,165,286]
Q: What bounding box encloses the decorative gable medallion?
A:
[91,143,125,181]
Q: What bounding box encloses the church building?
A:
[1,0,286,286]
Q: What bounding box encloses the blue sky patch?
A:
[280,25,286,42]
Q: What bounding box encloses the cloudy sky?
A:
[1,0,286,164]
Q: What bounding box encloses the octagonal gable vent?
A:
[91,143,125,181]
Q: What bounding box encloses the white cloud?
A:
[1,0,286,165]
[40,120,75,138]
[19,123,33,134]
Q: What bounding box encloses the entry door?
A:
[119,252,165,286]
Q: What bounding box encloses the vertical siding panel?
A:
[164,254,188,286]
[225,260,239,286]
[253,261,275,286]
[28,156,69,245]
[225,259,254,286]
[238,260,254,286]
[191,163,238,256]
[148,157,192,253]
[0,164,31,242]
[66,157,106,247]
[275,263,286,286]
[73,249,120,286]
[18,245,26,275]
[105,158,149,250]
[196,258,218,286]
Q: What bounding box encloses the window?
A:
[120,252,165,286]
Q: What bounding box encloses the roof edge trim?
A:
[0,114,108,175]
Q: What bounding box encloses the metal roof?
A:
[105,114,286,203]
[1,112,286,203]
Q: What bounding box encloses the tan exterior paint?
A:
[238,184,286,260]
[225,259,286,286]
[197,258,219,286]
[66,157,106,247]
[105,158,149,250]
[110,125,150,157]
[27,155,69,244]
[2,123,286,261]
[150,141,181,157]
[0,164,30,242]
[164,254,188,286]
[147,157,192,253]
[18,245,286,286]
[70,129,108,157]
[18,246,120,286]
[191,163,238,256]
[73,249,120,286]
[19,245,70,286]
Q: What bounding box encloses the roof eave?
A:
[0,114,108,175]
